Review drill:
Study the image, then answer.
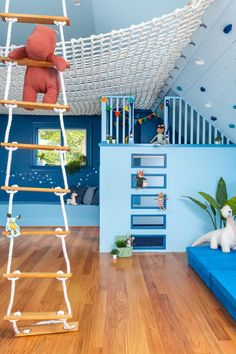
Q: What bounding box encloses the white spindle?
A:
[110,98,113,139]
[184,103,188,144]
[116,98,119,144]
[172,98,176,144]
[101,99,107,142]
[202,117,206,144]
[196,113,200,144]
[190,107,194,144]
[178,99,182,144]
[122,98,125,144]
[208,123,212,144]
[164,97,169,131]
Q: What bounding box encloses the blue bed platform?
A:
[187,246,236,321]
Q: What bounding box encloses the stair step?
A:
[0,142,70,151]
[0,56,54,68]
[0,100,70,112]
[0,13,70,26]
[3,272,72,279]
[4,312,72,321]
[16,321,78,336]
[2,229,70,236]
[1,186,70,193]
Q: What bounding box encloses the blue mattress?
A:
[187,246,236,321]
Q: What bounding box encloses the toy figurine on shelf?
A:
[126,234,135,248]
[150,124,168,146]
[6,213,21,237]
[136,170,147,190]
[155,193,167,211]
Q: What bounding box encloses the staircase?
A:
[164,97,233,145]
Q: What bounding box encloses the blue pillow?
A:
[75,186,87,204]
[82,187,97,205]
[92,189,99,205]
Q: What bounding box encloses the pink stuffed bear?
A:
[8,25,69,108]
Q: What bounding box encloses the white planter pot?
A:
[112,139,116,144]
[39,160,46,166]
[112,254,118,260]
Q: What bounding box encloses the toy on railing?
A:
[136,170,147,190]
[150,124,168,146]
[155,193,167,211]
[5,213,21,237]
[8,26,70,107]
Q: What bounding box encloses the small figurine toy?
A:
[136,170,147,190]
[155,193,167,211]
[150,124,168,145]
[66,192,78,205]
[5,213,21,237]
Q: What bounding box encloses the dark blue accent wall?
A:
[0,114,101,202]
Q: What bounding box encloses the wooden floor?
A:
[0,227,235,354]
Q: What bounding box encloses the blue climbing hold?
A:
[176,86,182,91]
[200,87,206,92]
[233,105,236,110]
[229,123,235,128]
[211,116,217,121]
[223,24,232,34]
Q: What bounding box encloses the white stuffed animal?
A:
[66,192,78,205]
[192,205,236,253]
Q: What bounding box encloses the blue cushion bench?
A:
[187,246,236,321]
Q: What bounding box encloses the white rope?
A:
[59,151,69,190]
[5,18,17,56]
[61,0,68,18]
[5,0,10,13]
[55,109,68,146]
[59,72,68,106]
[7,237,14,274]
[60,236,71,274]
[5,145,18,186]
[56,271,72,315]
[4,105,16,142]
[11,320,20,335]
[55,22,68,60]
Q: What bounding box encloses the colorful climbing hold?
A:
[233,105,236,110]
[200,87,206,92]
[176,86,182,91]
[229,123,235,129]
[223,24,232,34]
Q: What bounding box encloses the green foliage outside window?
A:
[37,129,87,166]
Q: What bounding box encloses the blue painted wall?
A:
[100,144,236,252]
[0,114,101,202]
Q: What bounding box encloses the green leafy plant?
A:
[110,249,119,255]
[182,177,236,230]
[38,152,46,160]
[106,135,113,143]
[115,240,127,248]
[66,155,86,175]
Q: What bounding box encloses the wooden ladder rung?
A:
[2,229,70,236]
[0,57,54,68]
[0,100,70,112]
[0,142,70,151]
[1,186,70,193]
[16,321,78,336]
[3,272,72,279]
[0,13,70,26]
[4,312,72,321]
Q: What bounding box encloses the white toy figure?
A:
[192,205,236,253]
[5,213,21,237]
[66,192,78,205]
[126,234,135,248]
[150,124,168,146]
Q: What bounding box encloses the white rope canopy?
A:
[0,0,214,116]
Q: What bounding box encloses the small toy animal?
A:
[5,213,21,237]
[150,124,168,145]
[155,193,167,211]
[66,192,78,205]
[192,205,236,253]
[136,170,147,190]
[126,234,135,247]
[8,26,69,108]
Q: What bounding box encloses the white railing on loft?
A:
[101,96,135,144]
[164,97,232,145]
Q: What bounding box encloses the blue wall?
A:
[0,114,101,202]
[100,144,236,252]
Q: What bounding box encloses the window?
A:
[37,129,87,166]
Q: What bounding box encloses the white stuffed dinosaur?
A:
[192,205,236,253]
[66,192,78,205]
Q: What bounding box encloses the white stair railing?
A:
[164,97,232,145]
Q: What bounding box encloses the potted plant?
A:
[66,155,86,175]
[38,152,46,166]
[112,138,116,144]
[115,236,133,257]
[106,135,113,144]
[110,248,119,259]
[215,136,222,144]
